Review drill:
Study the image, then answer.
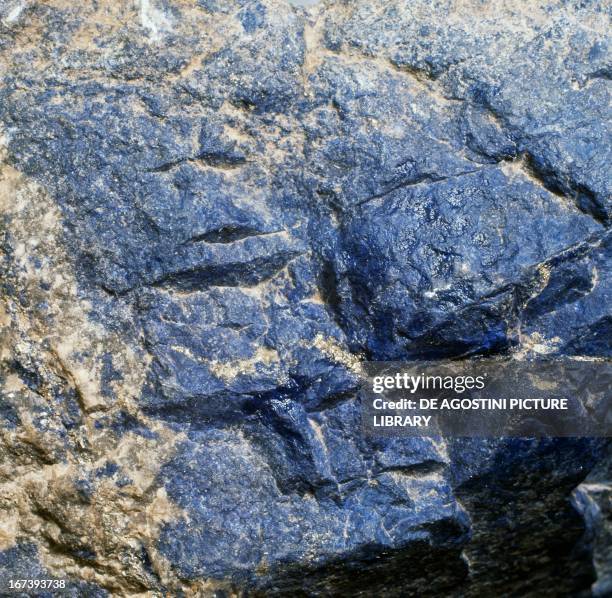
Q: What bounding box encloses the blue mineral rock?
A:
[0,0,610,595]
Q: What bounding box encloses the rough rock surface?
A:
[0,0,609,595]
[583,450,612,597]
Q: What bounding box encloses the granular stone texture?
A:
[0,1,610,595]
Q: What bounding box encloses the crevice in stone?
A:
[181,226,281,245]
[354,168,482,208]
[318,258,346,332]
[377,460,447,477]
[149,251,303,293]
[146,151,247,174]
[519,153,608,226]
